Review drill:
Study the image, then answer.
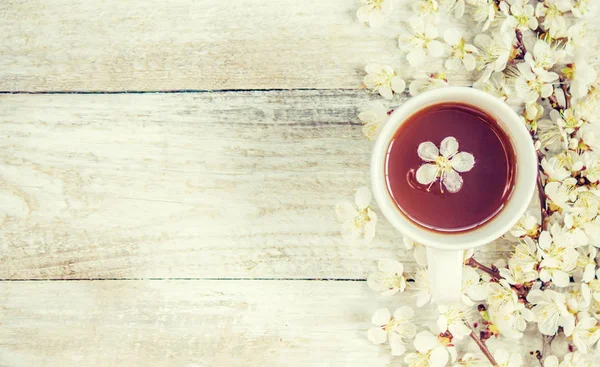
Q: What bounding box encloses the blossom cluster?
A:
[335,0,600,365]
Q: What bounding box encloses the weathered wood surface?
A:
[0,91,515,279]
[0,0,477,92]
[0,280,549,367]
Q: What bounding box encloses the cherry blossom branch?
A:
[465,321,499,367]
[465,257,503,280]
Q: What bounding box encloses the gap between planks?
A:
[0,277,367,282]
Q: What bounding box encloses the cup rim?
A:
[370,87,538,250]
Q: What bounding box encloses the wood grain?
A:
[0,280,553,367]
[0,90,515,279]
[0,0,475,92]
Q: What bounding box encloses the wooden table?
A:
[0,1,596,366]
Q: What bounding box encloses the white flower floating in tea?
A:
[415,136,475,194]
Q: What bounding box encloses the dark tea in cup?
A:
[385,102,517,233]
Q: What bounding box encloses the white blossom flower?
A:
[514,62,559,104]
[486,279,533,338]
[528,289,575,336]
[542,155,571,182]
[570,58,598,100]
[575,246,597,283]
[535,0,571,38]
[537,226,579,287]
[576,123,600,151]
[415,136,475,193]
[368,259,408,296]
[363,64,406,100]
[538,115,569,152]
[357,0,393,28]
[470,0,496,31]
[544,352,591,367]
[500,258,538,285]
[473,71,511,100]
[566,21,595,58]
[443,29,478,71]
[410,267,432,307]
[571,0,593,18]
[510,210,540,238]
[545,178,578,211]
[358,101,389,140]
[582,216,600,248]
[581,151,600,183]
[399,16,445,66]
[368,307,418,356]
[475,33,515,73]
[462,267,488,305]
[441,0,466,18]
[501,1,538,33]
[404,236,428,267]
[571,315,600,353]
[510,237,541,272]
[404,330,457,367]
[413,0,441,17]
[558,216,589,249]
[524,40,557,71]
[336,186,377,242]
[437,304,471,340]
[554,109,585,135]
[452,353,487,367]
[566,282,592,313]
[559,150,585,174]
[493,349,523,367]
[409,73,449,96]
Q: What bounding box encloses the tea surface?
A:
[385,103,516,232]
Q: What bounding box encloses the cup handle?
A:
[426,247,464,305]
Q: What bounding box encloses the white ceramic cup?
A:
[371,87,537,304]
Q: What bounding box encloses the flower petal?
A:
[367,327,387,344]
[427,40,445,58]
[430,346,449,367]
[450,152,475,172]
[355,186,371,210]
[394,306,414,320]
[391,76,406,94]
[418,142,440,161]
[552,270,570,287]
[443,29,461,46]
[389,334,407,356]
[371,308,391,326]
[407,49,427,67]
[414,330,437,353]
[440,136,459,157]
[416,164,439,185]
[378,259,403,274]
[442,170,463,193]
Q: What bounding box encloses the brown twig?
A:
[466,322,499,367]
[536,171,550,231]
[535,335,555,366]
[515,30,527,59]
[559,76,571,109]
[465,257,503,280]
[547,94,562,110]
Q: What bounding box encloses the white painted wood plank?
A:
[0,0,473,91]
[0,91,514,279]
[0,280,554,367]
